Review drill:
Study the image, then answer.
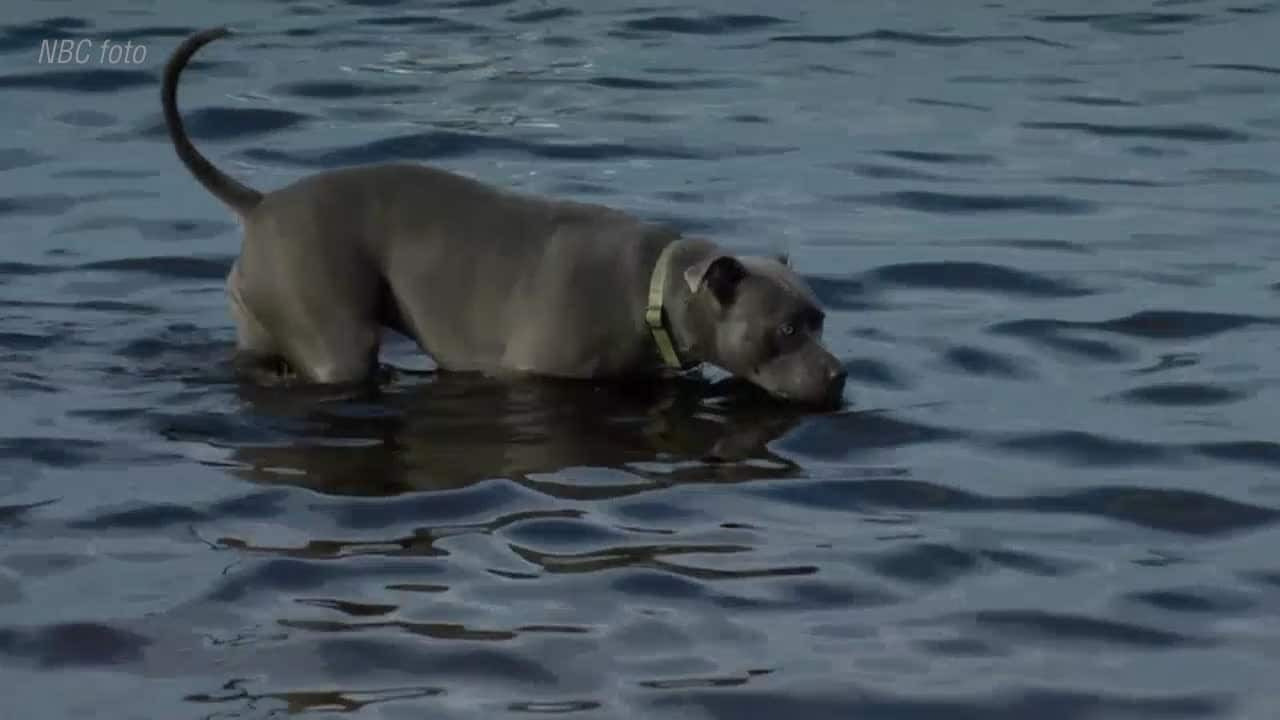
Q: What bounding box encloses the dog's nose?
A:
[828,365,847,389]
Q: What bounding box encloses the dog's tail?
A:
[162,27,262,216]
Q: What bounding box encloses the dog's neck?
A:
[645,241,694,371]
[652,238,722,370]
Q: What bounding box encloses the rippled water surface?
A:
[4,1,1280,718]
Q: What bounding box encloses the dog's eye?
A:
[779,322,795,337]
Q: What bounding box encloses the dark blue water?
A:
[3,1,1280,718]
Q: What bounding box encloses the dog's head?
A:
[680,253,846,407]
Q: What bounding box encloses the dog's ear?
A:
[684,255,748,305]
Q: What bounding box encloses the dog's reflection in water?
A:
[228,370,815,499]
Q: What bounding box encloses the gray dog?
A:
[163,28,847,406]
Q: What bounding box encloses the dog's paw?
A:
[233,354,300,387]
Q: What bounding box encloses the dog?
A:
[162,28,847,407]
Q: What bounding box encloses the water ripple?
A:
[880,149,998,165]
[0,194,79,217]
[941,345,1034,379]
[0,68,155,92]
[185,684,445,714]
[1126,587,1255,614]
[323,481,553,529]
[272,80,419,99]
[618,14,787,35]
[57,217,234,242]
[967,609,1210,648]
[1011,310,1275,341]
[771,30,1069,48]
[1194,62,1280,76]
[773,412,963,461]
[1048,93,1142,107]
[0,437,127,468]
[842,358,910,389]
[0,622,151,668]
[990,310,1276,362]
[355,15,489,33]
[803,276,880,311]
[1111,382,1247,406]
[1195,441,1280,469]
[586,75,745,91]
[866,542,981,585]
[761,479,1278,535]
[134,107,312,141]
[870,261,1093,298]
[74,255,233,280]
[1031,11,1211,36]
[316,638,558,685]
[0,500,56,527]
[242,130,713,167]
[652,688,1227,719]
[0,17,92,55]
[506,8,580,23]
[994,430,1180,467]
[868,190,1097,215]
[1023,121,1252,142]
[0,148,49,171]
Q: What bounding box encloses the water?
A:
[2,0,1280,717]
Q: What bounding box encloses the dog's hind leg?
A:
[228,262,274,353]
[289,317,380,384]
[269,281,382,385]
[227,260,294,382]
[233,241,383,386]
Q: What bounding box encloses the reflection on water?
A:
[229,371,809,497]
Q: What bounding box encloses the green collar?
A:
[646,242,698,371]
